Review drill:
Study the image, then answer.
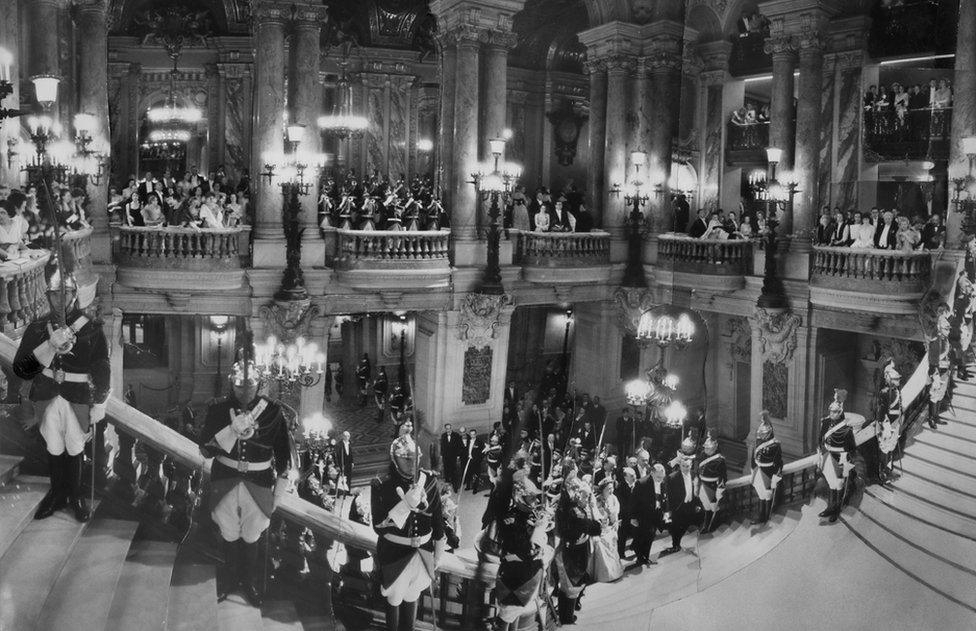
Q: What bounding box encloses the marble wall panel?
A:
[365,84,387,175]
[818,58,836,209]
[224,76,250,182]
[702,84,724,209]
[834,67,862,211]
[388,79,408,178]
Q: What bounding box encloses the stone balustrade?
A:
[811,246,932,292]
[511,229,612,284]
[657,234,753,290]
[333,229,452,290]
[115,226,251,291]
[0,252,50,336]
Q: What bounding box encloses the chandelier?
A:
[318,59,368,139]
[253,335,325,390]
[625,364,687,428]
[636,310,695,347]
[301,411,334,451]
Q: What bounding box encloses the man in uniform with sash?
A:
[697,432,727,534]
[198,336,294,606]
[818,390,857,523]
[750,412,783,525]
[928,313,953,429]
[875,363,902,484]
[493,470,552,631]
[14,253,110,523]
[371,434,446,631]
[553,473,602,624]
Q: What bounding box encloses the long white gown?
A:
[589,493,624,582]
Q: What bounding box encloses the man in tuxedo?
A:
[874,210,898,250]
[335,430,354,493]
[616,407,636,458]
[921,213,946,250]
[629,463,666,565]
[550,198,576,231]
[576,419,597,454]
[688,208,709,238]
[615,467,637,559]
[588,396,607,439]
[440,423,463,491]
[461,428,483,492]
[660,439,702,557]
[672,194,690,233]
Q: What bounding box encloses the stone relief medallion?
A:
[612,287,656,335]
[456,293,513,343]
[259,297,321,345]
[754,307,801,365]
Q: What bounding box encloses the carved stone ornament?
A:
[456,293,513,342]
[546,100,588,167]
[753,307,801,365]
[259,297,322,345]
[613,287,656,335]
[726,316,752,380]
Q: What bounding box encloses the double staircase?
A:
[841,363,976,615]
[0,455,335,631]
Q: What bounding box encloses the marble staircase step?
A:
[0,499,97,630]
[261,600,304,631]
[35,513,140,630]
[900,453,976,488]
[841,508,976,612]
[166,551,219,631]
[892,470,976,521]
[0,476,47,559]
[903,441,976,479]
[0,453,21,485]
[865,485,976,542]
[105,538,180,631]
[942,403,976,427]
[931,414,976,441]
[913,429,976,454]
[857,491,976,573]
[218,593,265,631]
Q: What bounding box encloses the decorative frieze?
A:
[754,307,802,365]
[456,293,514,343]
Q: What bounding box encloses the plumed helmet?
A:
[229,330,260,387]
[677,436,697,461]
[883,360,901,383]
[512,469,542,506]
[45,249,78,292]
[829,388,848,414]
[757,411,774,441]
[390,433,419,462]
[703,435,719,455]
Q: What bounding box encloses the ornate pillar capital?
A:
[701,69,729,86]
[645,49,682,75]
[697,39,733,73]
[481,28,519,51]
[764,35,797,60]
[251,0,290,27]
[74,0,109,14]
[604,55,635,74]
[797,29,826,55]
[292,2,329,29]
[583,58,606,75]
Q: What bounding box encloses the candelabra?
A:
[470,137,522,295]
[254,335,326,395]
[0,47,22,122]
[210,315,230,397]
[748,147,799,310]
[611,151,653,288]
[951,136,976,238]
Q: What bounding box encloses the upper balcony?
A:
[657,234,754,291]
[729,33,772,77]
[332,229,452,291]
[115,225,250,291]
[868,0,957,60]
[511,230,612,285]
[0,251,50,336]
[864,107,950,162]
[810,246,932,314]
[726,121,769,166]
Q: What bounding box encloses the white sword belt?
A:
[216,455,272,473]
[41,368,88,383]
[825,446,848,453]
[755,461,776,467]
[384,532,431,547]
[700,476,721,482]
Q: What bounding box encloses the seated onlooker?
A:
[141,196,165,227]
[829,211,850,246]
[850,213,875,249]
[874,210,898,250]
[921,213,946,250]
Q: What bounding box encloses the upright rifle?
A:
[407,372,440,630]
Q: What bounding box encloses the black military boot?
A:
[240,541,264,607]
[383,602,400,631]
[819,491,836,518]
[751,500,766,525]
[216,539,238,601]
[65,453,91,523]
[34,453,67,520]
[558,593,576,624]
[700,511,713,534]
[397,601,417,631]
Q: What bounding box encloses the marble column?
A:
[0,0,21,187]
[291,3,328,268]
[647,51,683,233]
[604,56,631,238]
[75,0,111,263]
[698,41,733,213]
[482,32,514,149]
[436,40,457,206]
[766,36,797,231]
[451,28,480,242]
[793,32,825,244]
[29,0,62,87]
[586,60,607,226]
[250,1,289,246]
[948,0,976,247]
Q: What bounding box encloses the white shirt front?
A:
[879,223,892,248]
[682,471,693,503]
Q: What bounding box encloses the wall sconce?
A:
[31,74,59,109]
[951,135,976,222]
[6,138,18,169]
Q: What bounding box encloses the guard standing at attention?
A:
[750,412,783,525]
[818,390,857,523]
[198,333,294,606]
[697,432,727,534]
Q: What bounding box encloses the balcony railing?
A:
[727,121,769,151]
[864,107,951,161]
[333,229,452,290]
[658,234,754,276]
[811,246,932,294]
[0,252,50,335]
[115,226,250,291]
[512,230,611,284]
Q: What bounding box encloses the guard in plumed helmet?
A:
[928,312,953,429]
[493,470,552,631]
[875,363,903,484]
[660,437,702,556]
[750,412,783,525]
[697,432,727,534]
[553,474,602,625]
[371,434,446,631]
[13,250,110,523]
[818,390,857,523]
[198,332,294,606]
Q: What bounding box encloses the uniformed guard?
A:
[818,390,857,523]
[13,252,110,523]
[356,352,372,407]
[875,363,902,483]
[371,434,446,631]
[484,435,503,489]
[493,470,552,631]
[697,432,727,534]
[553,474,602,625]
[373,366,389,413]
[198,335,294,606]
[750,412,783,525]
[928,312,953,429]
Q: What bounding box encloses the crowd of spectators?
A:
[317,171,448,232]
[109,166,250,230]
[864,78,953,140]
[813,206,945,251]
[503,181,595,234]
[0,181,90,260]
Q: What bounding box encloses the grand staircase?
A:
[0,455,334,631]
[841,362,976,615]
